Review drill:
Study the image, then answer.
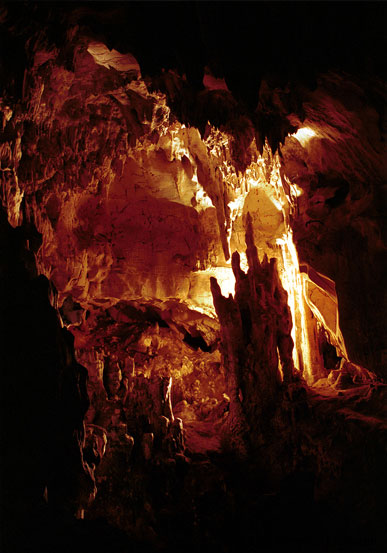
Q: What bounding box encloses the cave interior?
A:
[1,2,386,553]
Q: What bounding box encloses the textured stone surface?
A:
[277,73,387,377]
[1,4,386,552]
[211,216,296,454]
[1,18,385,376]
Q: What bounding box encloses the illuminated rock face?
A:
[211,216,296,454]
[0,36,295,337]
[1,6,386,552]
[1,27,385,379]
[277,74,386,376]
[4,43,234,314]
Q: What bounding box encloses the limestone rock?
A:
[211,215,298,452]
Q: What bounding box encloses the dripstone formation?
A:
[1,3,386,553]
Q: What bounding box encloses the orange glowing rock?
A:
[1,30,384,379]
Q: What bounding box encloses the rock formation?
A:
[0,210,97,550]
[0,3,386,552]
[211,214,296,453]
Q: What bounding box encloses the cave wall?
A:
[1,3,385,377]
[0,4,386,552]
[278,73,386,375]
[1,39,236,312]
[0,210,95,551]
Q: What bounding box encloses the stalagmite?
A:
[211,213,298,451]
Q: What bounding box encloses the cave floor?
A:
[5,382,385,553]
[80,381,386,553]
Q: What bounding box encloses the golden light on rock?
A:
[2,5,385,552]
[1,32,359,391]
[276,231,313,379]
[87,42,141,75]
[291,126,317,146]
[302,266,348,359]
